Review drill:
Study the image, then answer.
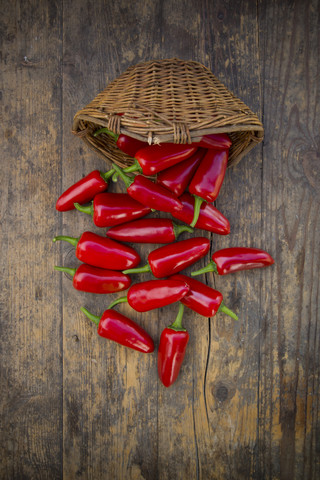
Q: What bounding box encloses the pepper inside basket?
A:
[72,58,264,169]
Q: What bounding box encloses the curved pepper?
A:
[191,247,275,276]
[170,274,238,319]
[171,192,230,235]
[55,169,114,212]
[108,279,190,312]
[123,237,210,278]
[188,149,229,227]
[80,307,154,353]
[94,128,147,157]
[54,264,131,293]
[158,303,189,387]
[122,143,198,176]
[106,218,193,244]
[74,192,151,227]
[191,133,232,150]
[156,148,206,197]
[112,163,183,214]
[52,231,140,270]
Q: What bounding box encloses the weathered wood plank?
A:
[0,1,63,479]
[258,1,320,479]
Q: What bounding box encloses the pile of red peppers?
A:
[53,128,274,387]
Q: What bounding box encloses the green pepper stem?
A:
[173,222,194,239]
[123,159,142,173]
[54,266,76,277]
[122,264,151,275]
[112,163,134,189]
[107,296,128,309]
[219,302,238,321]
[191,260,218,276]
[100,169,116,181]
[93,127,119,142]
[52,235,79,247]
[190,195,205,228]
[168,303,186,331]
[74,202,93,215]
[80,307,101,326]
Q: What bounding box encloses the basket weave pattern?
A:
[73,58,264,168]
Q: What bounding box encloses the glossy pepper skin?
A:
[123,237,210,278]
[171,192,230,235]
[191,247,275,276]
[94,127,147,157]
[156,148,206,197]
[74,192,151,227]
[80,307,154,353]
[108,279,190,312]
[170,274,238,320]
[107,218,193,244]
[55,170,111,212]
[189,149,229,202]
[191,133,232,150]
[125,143,198,176]
[112,163,183,214]
[52,231,140,270]
[158,303,189,387]
[54,264,131,294]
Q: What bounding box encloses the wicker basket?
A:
[72,58,264,169]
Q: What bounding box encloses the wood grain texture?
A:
[0,0,319,479]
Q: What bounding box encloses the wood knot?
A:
[212,378,236,403]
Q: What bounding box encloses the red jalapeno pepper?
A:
[188,149,229,227]
[171,192,230,235]
[80,307,154,353]
[112,163,183,214]
[54,264,131,293]
[191,247,275,277]
[123,237,210,278]
[94,128,147,157]
[107,218,193,244]
[191,133,232,150]
[52,231,140,270]
[108,279,190,312]
[158,303,189,387]
[170,274,238,319]
[55,169,114,212]
[156,148,206,197]
[74,192,151,227]
[123,143,198,176]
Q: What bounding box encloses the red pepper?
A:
[107,218,193,244]
[188,149,229,227]
[94,127,147,157]
[191,247,275,276]
[191,133,232,150]
[123,237,210,278]
[108,279,190,312]
[52,231,140,270]
[171,192,230,235]
[123,143,198,176]
[55,170,113,212]
[74,192,151,227]
[158,303,189,387]
[80,307,154,353]
[170,274,238,319]
[54,264,131,293]
[156,148,206,197]
[112,163,183,214]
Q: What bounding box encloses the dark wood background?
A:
[1,1,319,479]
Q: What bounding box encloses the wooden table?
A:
[1,1,319,479]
